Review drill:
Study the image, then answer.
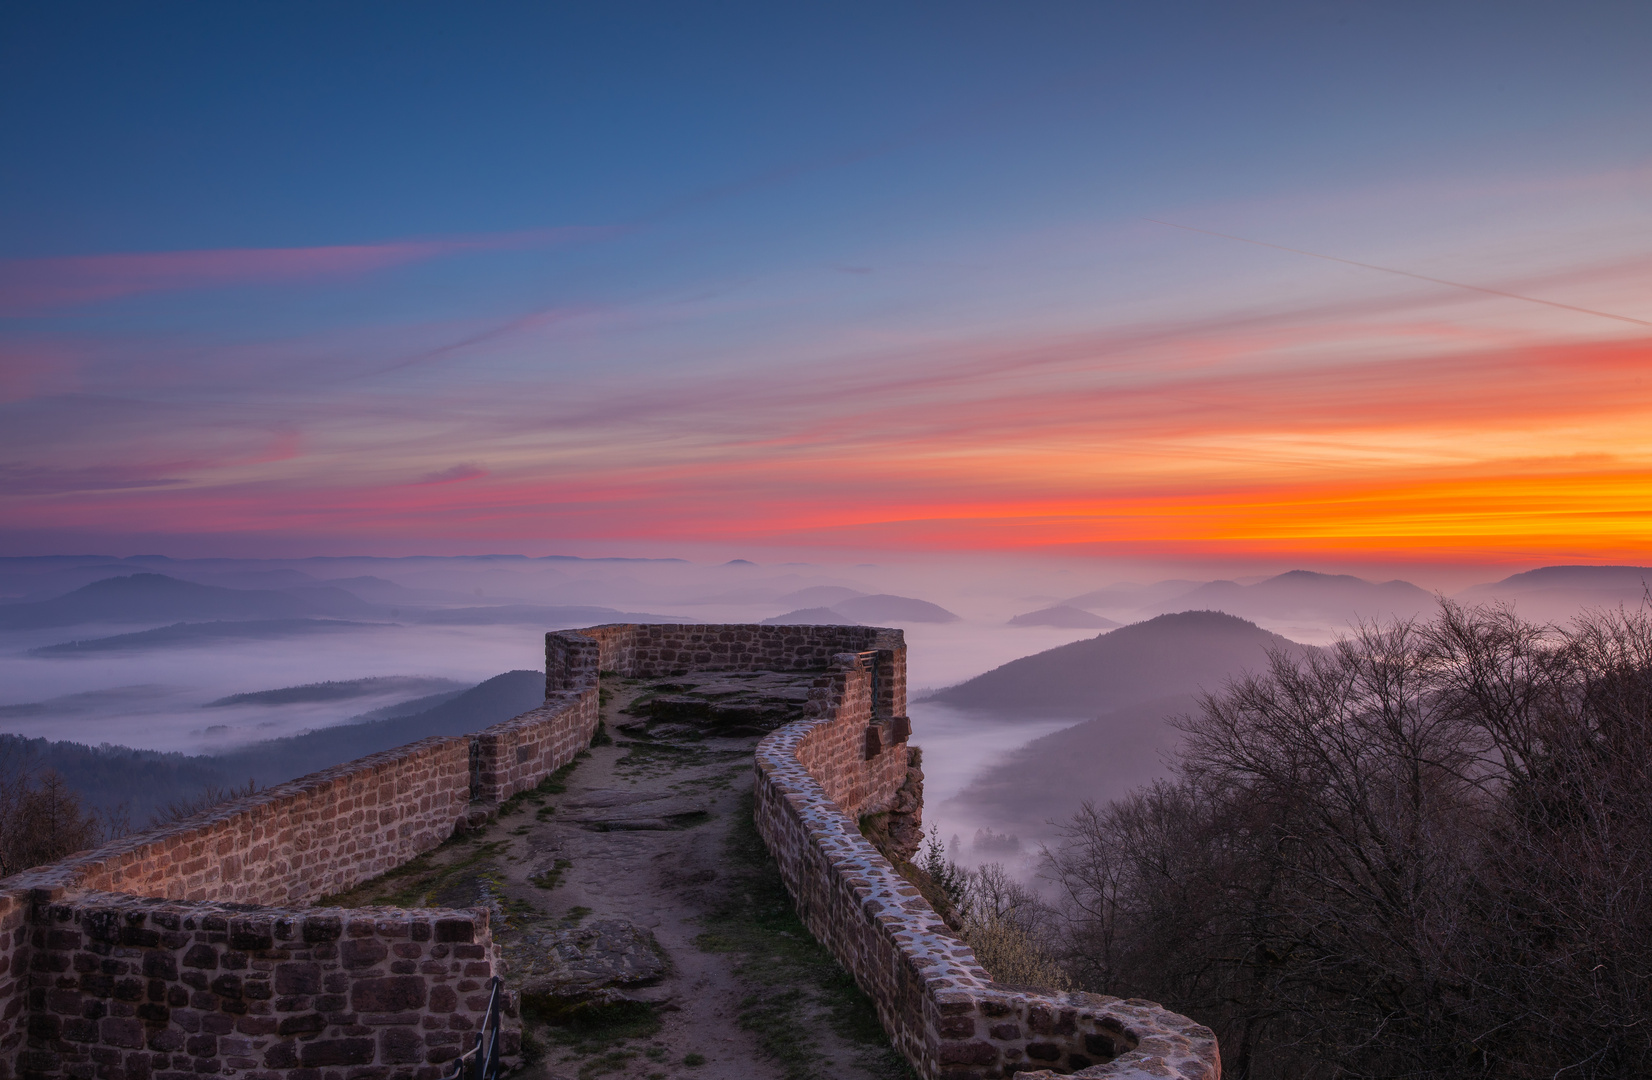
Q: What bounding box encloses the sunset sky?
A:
[3,2,1650,577]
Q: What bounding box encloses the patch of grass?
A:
[562,905,592,924]
[683,1053,706,1067]
[614,740,707,779]
[530,858,573,890]
[591,719,613,746]
[578,1049,634,1079]
[523,997,663,1057]
[317,837,507,908]
[697,791,913,1080]
[500,751,588,817]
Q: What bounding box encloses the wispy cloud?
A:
[0,227,611,316]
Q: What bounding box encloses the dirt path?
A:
[327,673,908,1080]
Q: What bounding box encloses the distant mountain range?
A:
[1050,566,1652,629]
[936,611,1310,842]
[0,573,372,630]
[763,593,959,625]
[0,571,690,641]
[924,610,1303,716]
[1006,605,1120,629]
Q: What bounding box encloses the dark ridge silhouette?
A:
[1007,605,1120,629]
[832,594,958,623]
[0,572,372,630]
[30,619,383,655]
[205,675,465,709]
[1061,580,1202,612]
[1475,564,1652,589]
[1453,564,1652,622]
[775,585,867,607]
[1,670,545,821]
[0,734,230,822]
[924,610,1305,716]
[1145,570,1434,623]
[405,604,689,626]
[209,670,547,790]
[762,606,856,625]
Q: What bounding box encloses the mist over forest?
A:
[3,551,1646,846]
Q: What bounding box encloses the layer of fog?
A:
[2,554,1643,840]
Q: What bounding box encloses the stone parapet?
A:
[12,894,503,1080]
[0,677,602,1080]
[546,624,903,711]
[752,663,1220,1080]
[3,624,1219,1080]
[470,688,599,805]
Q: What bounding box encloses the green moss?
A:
[530,858,573,890]
[697,791,913,1080]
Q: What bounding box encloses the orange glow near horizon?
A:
[6,240,1652,569]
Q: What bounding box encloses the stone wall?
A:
[13,894,501,1080]
[752,657,1221,1080]
[7,738,474,908]
[4,624,1219,1080]
[470,689,599,806]
[793,661,911,821]
[1,893,28,1080]
[546,624,904,714]
[0,681,602,1080]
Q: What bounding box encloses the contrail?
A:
[1148,219,1652,328]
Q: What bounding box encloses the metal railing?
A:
[446,976,505,1080]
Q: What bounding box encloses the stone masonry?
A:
[2,623,1219,1080]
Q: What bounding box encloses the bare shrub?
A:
[147,779,260,828]
[1042,603,1652,1079]
[0,743,103,877]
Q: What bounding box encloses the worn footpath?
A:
[326,671,910,1080]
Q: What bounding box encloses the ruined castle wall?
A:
[6,738,474,909]
[470,688,599,805]
[753,669,1221,1080]
[0,893,29,1080]
[10,894,504,1080]
[0,683,612,1080]
[545,624,903,694]
[792,667,911,820]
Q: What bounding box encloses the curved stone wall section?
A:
[753,659,1221,1080]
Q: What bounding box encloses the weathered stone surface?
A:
[503,920,666,998]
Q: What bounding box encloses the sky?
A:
[3,1,1651,580]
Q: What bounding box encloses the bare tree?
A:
[1041,604,1652,1079]
[0,744,102,879]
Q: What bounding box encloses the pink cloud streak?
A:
[0,227,611,315]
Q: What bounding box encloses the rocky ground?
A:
[324,672,911,1080]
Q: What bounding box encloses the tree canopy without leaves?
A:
[1044,603,1652,1080]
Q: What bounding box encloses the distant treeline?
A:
[0,669,545,826]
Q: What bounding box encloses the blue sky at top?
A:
[2,2,1650,566]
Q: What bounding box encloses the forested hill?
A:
[924,610,1306,716]
[2,669,546,823]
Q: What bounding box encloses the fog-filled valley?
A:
[2,553,1648,843]
[0,552,1638,841]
